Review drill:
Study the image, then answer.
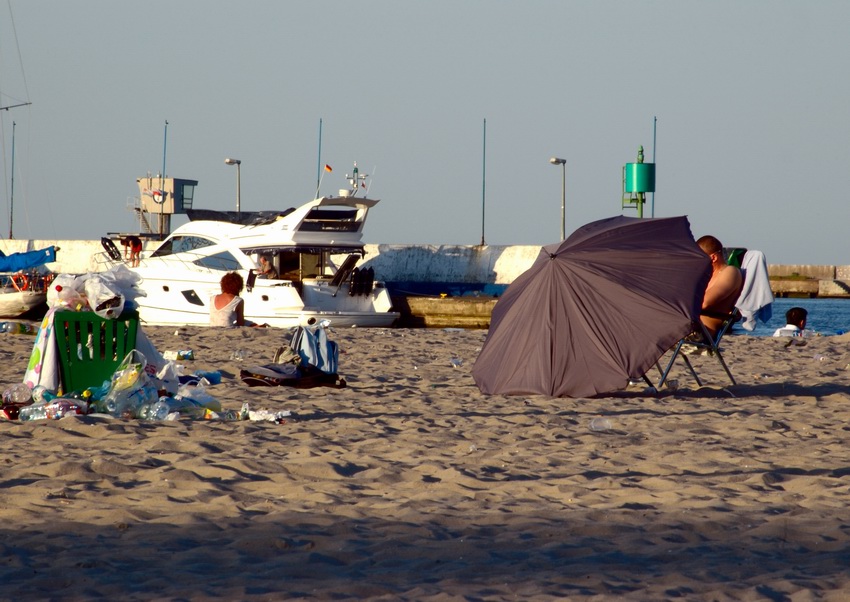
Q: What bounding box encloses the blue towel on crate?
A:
[736,250,774,332]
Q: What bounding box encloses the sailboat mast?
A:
[9,121,15,239]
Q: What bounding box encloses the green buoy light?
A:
[622,146,655,218]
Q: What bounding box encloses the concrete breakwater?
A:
[1,240,846,326]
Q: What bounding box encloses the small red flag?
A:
[324,164,333,173]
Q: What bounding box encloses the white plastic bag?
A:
[84,276,125,319]
[47,274,88,310]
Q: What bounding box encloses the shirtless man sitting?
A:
[697,235,743,336]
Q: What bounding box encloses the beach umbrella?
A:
[472,215,711,398]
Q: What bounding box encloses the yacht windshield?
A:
[151,235,215,258]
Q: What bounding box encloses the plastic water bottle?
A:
[46,399,88,418]
[0,322,36,335]
[2,382,32,405]
[18,403,50,421]
[139,398,172,421]
[19,399,87,421]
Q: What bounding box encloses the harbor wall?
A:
[1,239,848,298]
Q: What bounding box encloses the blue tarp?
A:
[0,246,56,272]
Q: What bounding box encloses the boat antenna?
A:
[364,165,377,196]
[161,120,168,192]
[345,162,368,197]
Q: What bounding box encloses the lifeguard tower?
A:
[133,174,198,239]
[622,146,655,218]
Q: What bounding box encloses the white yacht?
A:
[103,181,398,328]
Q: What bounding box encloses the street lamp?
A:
[224,158,241,217]
[549,157,566,240]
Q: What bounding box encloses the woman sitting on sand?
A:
[210,272,246,327]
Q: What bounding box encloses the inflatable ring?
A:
[11,273,28,292]
[101,237,122,262]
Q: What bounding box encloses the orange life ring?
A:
[11,273,28,292]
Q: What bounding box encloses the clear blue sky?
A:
[1,1,848,265]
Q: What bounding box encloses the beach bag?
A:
[291,324,339,374]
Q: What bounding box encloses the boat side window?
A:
[279,252,300,281]
[301,252,322,279]
[151,235,214,258]
[193,251,241,271]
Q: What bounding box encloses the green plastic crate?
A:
[53,310,139,394]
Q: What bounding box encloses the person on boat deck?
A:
[258,255,278,279]
[697,235,743,336]
[773,307,808,337]
[121,235,142,267]
[210,272,246,327]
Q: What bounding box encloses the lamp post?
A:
[224,158,241,217]
[549,157,566,240]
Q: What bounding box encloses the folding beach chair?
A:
[655,308,741,389]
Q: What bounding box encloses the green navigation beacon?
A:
[622,146,655,218]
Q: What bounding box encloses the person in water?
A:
[773,307,808,337]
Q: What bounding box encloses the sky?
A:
[0,1,848,265]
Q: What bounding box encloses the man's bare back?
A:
[697,235,743,336]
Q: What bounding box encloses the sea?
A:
[389,282,850,336]
[742,297,850,337]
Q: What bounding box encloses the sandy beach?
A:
[2,325,850,600]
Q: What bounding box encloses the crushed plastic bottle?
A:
[589,417,612,431]
[163,350,195,361]
[450,357,463,368]
[229,349,245,361]
[2,382,32,405]
[246,408,291,423]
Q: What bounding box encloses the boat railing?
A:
[0,270,53,293]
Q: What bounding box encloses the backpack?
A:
[290,324,339,375]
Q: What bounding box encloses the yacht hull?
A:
[133,272,398,328]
